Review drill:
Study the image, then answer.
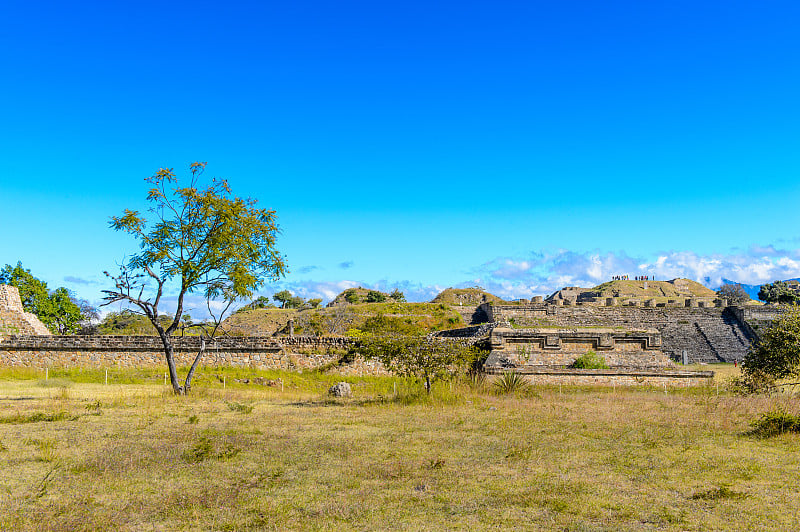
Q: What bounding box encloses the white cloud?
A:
[475,246,800,298]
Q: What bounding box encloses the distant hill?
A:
[431,287,504,306]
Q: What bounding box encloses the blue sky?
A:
[2,1,800,316]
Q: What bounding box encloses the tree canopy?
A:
[0,262,96,334]
[355,334,480,393]
[103,162,286,394]
[743,307,800,380]
[758,281,799,304]
[716,283,751,306]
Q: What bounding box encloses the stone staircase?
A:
[659,309,751,363]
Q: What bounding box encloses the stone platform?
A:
[483,327,713,386]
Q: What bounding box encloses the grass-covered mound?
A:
[587,278,716,300]
[431,287,504,306]
[221,302,465,336]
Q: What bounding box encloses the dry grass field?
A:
[1,366,799,531]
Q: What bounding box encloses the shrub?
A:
[749,409,800,437]
[226,401,253,414]
[743,307,800,380]
[356,335,480,394]
[182,436,241,463]
[389,289,406,302]
[366,290,387,303]
[691,486,748,500]
[571,351,609,369]
[727,369,775,395]
[344,289,361,304]
[494,371,529,394]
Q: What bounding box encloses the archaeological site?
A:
[0,279,785,387]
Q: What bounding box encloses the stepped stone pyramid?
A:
[0,284,51,336]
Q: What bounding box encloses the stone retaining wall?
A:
[0,334,385,376]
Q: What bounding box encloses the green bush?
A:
[727,369,775,395]
[570,351,609,369]
[344,289,361,304]
[182,436,241,463]
[749,409,800,437]
[743,307,800,380]
[691,486,748,500]
[226,401,254,414]
[366,290,387,303]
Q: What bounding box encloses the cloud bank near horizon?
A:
[469,247,800,300]
[269,246,800,303]
[91,245,800,320]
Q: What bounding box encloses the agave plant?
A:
[494,371,529,394]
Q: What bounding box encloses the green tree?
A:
[389,289,406,302]
[272,290,294,308]
[743,307,800,381]
[717,283,751,306]
[758,281,799,304]
[0,262,94,334]
[356,335,479,393]
[102,162,286,394]
[241,296,275,311]
[307,298,323,309]
[365,290,386,303]
[344,289,361,304]
[48,287,86,334]
[289,295,306,309]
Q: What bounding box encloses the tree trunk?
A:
[158,332,183,394]
[425,374,431,394]
[184,337,206,394]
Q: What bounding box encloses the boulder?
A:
[328,382,352,397]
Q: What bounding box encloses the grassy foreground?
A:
[0,367,799,531]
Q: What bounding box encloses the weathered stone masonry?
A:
[0,285,51,336]
[481,302,755,364]
[0,335,386,376]
[485,328,669,369]
[478,326,715,386]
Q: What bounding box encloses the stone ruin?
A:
[480,326,712,386]
[485,327,668,370]
[0,284,51,336]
